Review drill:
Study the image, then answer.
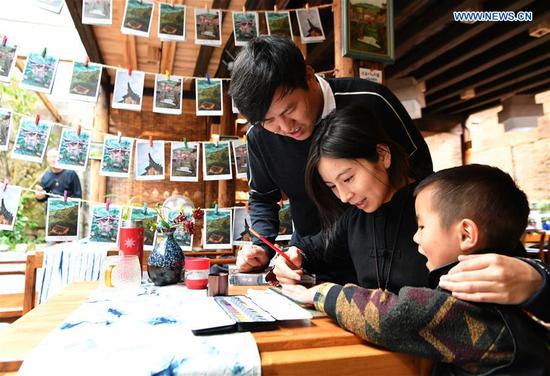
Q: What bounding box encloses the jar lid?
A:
[185,257,210,269]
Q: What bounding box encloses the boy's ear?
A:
[458,218,479,252]
[376,144,392,169]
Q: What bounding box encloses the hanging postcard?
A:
[0,42,18,83]
[0,108,12,152]
[153,74,183,115]
[276,200,294,241]
[203,141,232,181]
[135,140,165,181]
[89,204,122,244]
[56,128,91,171]
[130,206,157,250]
[158,3,186,41]
[46,198,81,241]
[195,78,223,116]
[194,8,222,47]
[11,117,52,163]
[68,61,102,102]
[232,11,259,47]
[232,206,252,246]
[35,0,64,13]
[170,141,199,182]
[121,0,154,37]
[82,0,112,25]
[203,208,232,250]
[0,185,22,231]
[296,8,325,43]
[112,69,145,112]
[265,11,293,39]
[167,209,193,251]
[232,139,248,180]
[100,135,134,178]
[20,51,59,94]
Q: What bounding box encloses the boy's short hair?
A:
[414,164,529,250]
[228,36,308,125]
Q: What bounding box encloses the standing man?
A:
[35,148,82,202]
[230,36,548,319]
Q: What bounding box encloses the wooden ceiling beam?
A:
[393,0,431,31]
[65,0,110,88]
[425,43,550,108]
[125,35,138,70]
[160,41,177,75]
[413,115,463,134]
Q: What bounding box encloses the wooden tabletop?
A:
[0,282,429,376]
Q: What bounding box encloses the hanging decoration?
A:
[89,204,122,244]
[112,69,145,112]
[134,140,165,181]
[153,73,183,115]
[231,139,247,180]
[158,3,186,41]
[45,198,81,242]
[232,11,260,47]
[82,0,113,26]
[202,141,233,181]
[232,206,251,246]
[265,11,293,39]
[0,185,22,231]
[99,135,134,178]
[203,208,233,250]
[55,128,92,172]
[194,8,222,47]
[20,51,59,94]
[11,117,52,163]
[296,7,326,44]
[68,61,103,102]
[0,41,18,83]
[121,0,155,37]
[170,141,200,182]
[195,78,223,116]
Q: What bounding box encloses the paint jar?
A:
[184,257,210,289]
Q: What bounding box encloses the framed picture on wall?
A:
[342,0,394,63]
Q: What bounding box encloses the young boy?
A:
[283,164,550,375]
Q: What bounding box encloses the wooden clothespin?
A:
[242,5,246,14]
[85,56,90,68]
[105,198,111,211]
[76,124,82,137]
[35,114,40,125]
[305,3,309,10]
[117,131,122,143]
[2,178,8,192]
[243,134,247,144]
[2,36,7,47]
[143,202,148,215]
[165,70,170,80]
[128,66,132,76]
[184,137,188,148]
[204,0,208,11]
[41,48,47,58]
[279,199,283,208]
[206,73,211,84]
[63,190,68,203]
[214,202,219,215]
[149,135,153,147]
[274,5,278,12]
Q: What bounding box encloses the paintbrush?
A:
[248,227,301,270]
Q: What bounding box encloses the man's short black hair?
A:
[229,36,308,125]
[414,164,529,251]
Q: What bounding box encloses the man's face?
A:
[261,83,320,141]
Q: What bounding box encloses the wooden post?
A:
[217,92,236,208]
[90,88,109,203]
[333,0,355,78]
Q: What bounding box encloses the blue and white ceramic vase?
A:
[147,228,184,286]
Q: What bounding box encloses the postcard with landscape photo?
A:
[170,141,199,182]
[121,0,154,37]
[167,209,193,251]
[35,0,64,13]
[82,0,112,25]
[130,206,158,250]
[195,78,223,116]
[232,206,252,246]
[158,3,186,41]
[265,11,293,39]
[153,74,183,115]
[112,69,145,112]
[203,141,232,181]
[89,204,122,244]
[232,139,248,179]
[276,200,294,241]
[232,11,259,47]
[20,52,59,94]
[68,61,102,102]
[203,208,232,250]
[56,128,91,171]
[0,109,12,151]
[194,8,222,47]
[296,8,325,43]
[100,135,134,178]
[135,140,165,181]
[11,117,52,163]
[0,185,22,231]
[0,43,18,83]
[46,198,80,241]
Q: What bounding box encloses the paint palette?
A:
[215,296,277,332]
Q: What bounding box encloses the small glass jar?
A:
[184,257,210,289]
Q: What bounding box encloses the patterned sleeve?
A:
[314,283,514,374]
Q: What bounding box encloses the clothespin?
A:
[244,200,248,212]
[243,134,247,144]
[242,5,246,14]
[274,5,278,12]
[128,66,132,76]
[184,137,188,148]
[165,70,170,80]
[170,0,174,7]
[35,114,40,125]
[63,190,68,203]
[149,135,153,147]
[305,3,309,10]
[2,178,8,192]
[214,202,218,215]
[206,73,211,84]
[279,199,283,208]
[105,198,111,211]
[85,56,90,68]
[143,202,148,215]
[42,48,47,57]
[204,0,208,11]
[2,36,7,47]
[117,131,122,143]
[76,124,82,137]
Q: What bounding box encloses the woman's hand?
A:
[439,254,543,304]
[272,246,303,284]
[281,284,320,305]
[236,245,270,272]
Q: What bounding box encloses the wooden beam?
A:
[64,0,110,88]
[333,0,354,77]
[393,0,431,30]
[125,35,138,70]
[413,115,463,134]
[160,41,177,75]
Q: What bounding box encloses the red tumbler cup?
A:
[185,257,210,289]
[119,220,144,268]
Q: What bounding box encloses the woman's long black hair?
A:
[305,104,415,245]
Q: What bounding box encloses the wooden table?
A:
[0,282,429,375]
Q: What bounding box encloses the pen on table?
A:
[248,227,301,270]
